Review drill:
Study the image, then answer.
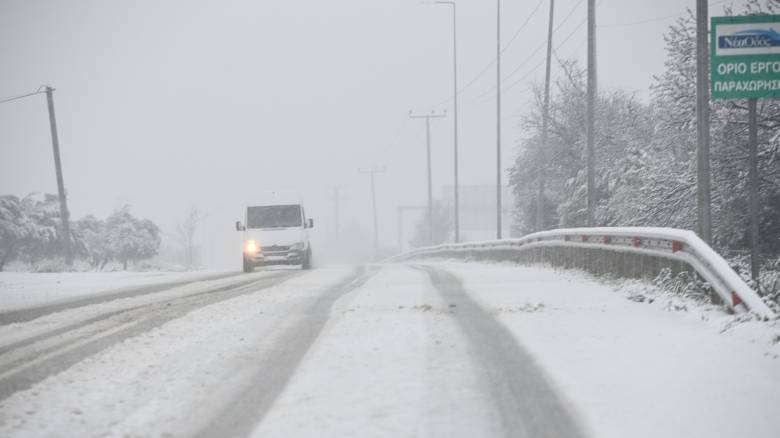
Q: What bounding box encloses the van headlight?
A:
[290,242,305,251]
[244,240,260,254]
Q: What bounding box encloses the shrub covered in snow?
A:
[0,194,161,272]
[724,254,780,314]
[651,268,713,305]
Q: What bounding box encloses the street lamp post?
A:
[432,1,461,244]
[496,0,503,239]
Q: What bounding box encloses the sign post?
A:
[712,14,780,280]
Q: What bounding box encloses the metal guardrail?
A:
[388,227,776,319]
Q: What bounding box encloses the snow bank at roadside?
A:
[613,275,780,358]
[0,270,275,350]
[440,261,780,438]
[0,270,232,311]
[0,268,353,438]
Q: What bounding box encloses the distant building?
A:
[441,185,514,242]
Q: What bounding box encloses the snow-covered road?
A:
[0,263,778,437]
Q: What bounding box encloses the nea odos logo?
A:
[719,28,780,50]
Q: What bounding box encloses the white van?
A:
[235,193,313,272]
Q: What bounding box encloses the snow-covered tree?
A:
[72,215,111,270]
[508,60,653,233]
[105,206,161,270]
[0,195,34,271]
[17,193,67,268]
[509,1,780,258]
[644,4,780,253]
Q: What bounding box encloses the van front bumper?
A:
[245,248,304,266]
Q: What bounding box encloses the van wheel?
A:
[302,249,312,270]
[243,257,254,273]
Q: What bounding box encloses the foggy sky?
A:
[0,0,739,268]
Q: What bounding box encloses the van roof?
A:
[247,190,302,206]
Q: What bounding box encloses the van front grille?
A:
[264,245,290,253]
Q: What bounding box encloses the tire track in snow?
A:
[0,271,299,401]
[193,266,377,438]
[420,265,585,438]
[0,271,243,325]
[0,273,276,357]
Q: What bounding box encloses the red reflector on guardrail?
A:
[672,241,682,253]
[603,236,611,244]
[732,292,742,307]
[632,237,641,247]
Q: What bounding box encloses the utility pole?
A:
[748,98,760,281]
[538,0,555,232]
[496,0,503,239]
[432,1,461,244]
[45,86,73,265]
[409,110,447,245]
[695,0,712,243]
[359,166,385,257]
[586,0,597,227]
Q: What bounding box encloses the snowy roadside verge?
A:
[437,261,780,438]
[0,270,235,312]
[0,267,355,438]
[613,273,780,358]
[0,270,280,350]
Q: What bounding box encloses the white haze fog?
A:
[3,3,780,437]
[0,0,734,269]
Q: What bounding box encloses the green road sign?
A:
[711,15,780,100]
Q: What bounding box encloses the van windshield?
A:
[247,205,302,229]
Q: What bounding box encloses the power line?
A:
[599,0,728,28]
[0,86,46,104]
[503,0,585,82]
[503,17,587,94]
[600,12,686,27]
[467,0,610,106]
[502,0,546,53]
[468,14,587,106]
[463,0,586,105]
[432,0,549,108]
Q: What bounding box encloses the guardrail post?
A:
[637,254,644,279]
[583,249,593,274]
[650,256,659,280]
[633,253,641,279]
[643,255,651,279]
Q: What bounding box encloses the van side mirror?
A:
[235,221,245,231]
[306,218,314,229]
